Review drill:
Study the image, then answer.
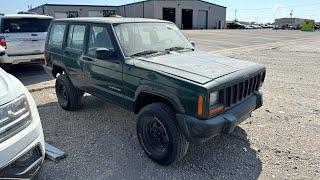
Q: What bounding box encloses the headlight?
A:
[209,91,219,106]
[0,95,32,143]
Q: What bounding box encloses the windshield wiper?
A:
[131,50,162,57]
[165,46,194,52]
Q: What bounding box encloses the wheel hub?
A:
[57,82,68,106]
[146,118,169,152]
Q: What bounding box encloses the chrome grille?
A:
[0,95,32,143]
[219,71,266,108]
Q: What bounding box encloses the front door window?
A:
[87,25,114,58]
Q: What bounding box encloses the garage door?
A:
[163,8,176,23]
[54,12,67,19]
[88,11,103,17]
[197,10,208,29]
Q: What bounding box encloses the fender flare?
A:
[52,62,70,77]
[134,85,185,114]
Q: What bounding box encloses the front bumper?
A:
[0,118,45,179]
[0,144,44,179]
[0,85,45,179]
[176,92,262,143]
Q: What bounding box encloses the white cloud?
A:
[273,3,285,9]
[273,3,291,19]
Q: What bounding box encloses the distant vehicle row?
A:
[226,22,274,29]
[227,22,320,30]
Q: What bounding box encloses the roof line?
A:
[118,0,148,7]
[29,1,226,12]
[29,3,118,11]
[118,0,226,8]
[51,17,171,24]
[198,0,227,8]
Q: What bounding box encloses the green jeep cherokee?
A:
[44,17,266,165]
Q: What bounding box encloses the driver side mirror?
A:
[190,41,195,48]
[96,48,115,60]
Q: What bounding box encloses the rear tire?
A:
[137,103,189,166]
[55,74,83,111]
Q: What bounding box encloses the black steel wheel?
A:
[137,103,189,166]
[56,80,68,107]
[143,116,169,156]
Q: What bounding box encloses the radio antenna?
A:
[133,0,136,57]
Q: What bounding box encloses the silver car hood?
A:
[0,68,19,105]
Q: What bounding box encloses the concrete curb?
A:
[27,79,55,92]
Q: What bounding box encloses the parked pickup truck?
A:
[43,17,266,165]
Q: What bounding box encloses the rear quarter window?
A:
[48,24,66,47]
[1,18,52,33]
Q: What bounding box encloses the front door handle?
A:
[83,56,93,62]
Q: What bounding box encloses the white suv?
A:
[0,14,53,70]
[0,49,45,179]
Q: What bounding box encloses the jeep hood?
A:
[134,51,262,84]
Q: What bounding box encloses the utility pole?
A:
[27,4,32,10]
[235,9,237,22]
[290,10,293,26]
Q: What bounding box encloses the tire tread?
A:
[55,74,83,111]
[137,102,189,165]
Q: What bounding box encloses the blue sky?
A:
[1,0,320,23]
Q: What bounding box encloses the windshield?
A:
[113,22,194,57]
[1,18,52,33]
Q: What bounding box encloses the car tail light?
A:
[0,36,7,49]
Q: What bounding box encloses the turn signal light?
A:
[197,95,204,116]
[209,105,224,116]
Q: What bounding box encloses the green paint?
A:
[301,21,314,31]
[44,18,266,120]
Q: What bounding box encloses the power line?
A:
[304,13,320,17]
[278,2,320,8]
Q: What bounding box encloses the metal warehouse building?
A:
[275,18,315,29]
[28,4,118,19]
[28,0,226,29]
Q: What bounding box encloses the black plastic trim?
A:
[0,144,44,179]
[176,92,262,143]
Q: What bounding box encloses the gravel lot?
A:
[32,30,320,179]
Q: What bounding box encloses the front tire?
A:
[137,103,189,166]
[55,74,83,111]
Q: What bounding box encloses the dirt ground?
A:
[215,36,320,179]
